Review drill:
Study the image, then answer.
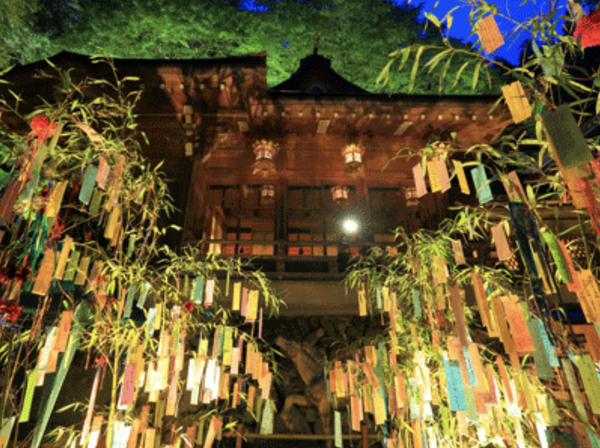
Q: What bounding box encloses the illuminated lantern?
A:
[341,143,365,173]
[252,140,279,177]
[261,184,275,201]
[331,185,349,204]
[404,187,419,207]
[574,8,600,49]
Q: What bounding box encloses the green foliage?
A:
[0,58,284,447]
[1,0,500,94]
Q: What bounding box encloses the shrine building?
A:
[2,47,514,314]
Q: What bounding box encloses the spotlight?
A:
[342,218,359,234]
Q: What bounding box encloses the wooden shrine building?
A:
[1,49,513,314]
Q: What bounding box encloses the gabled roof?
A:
[270,49,367,95]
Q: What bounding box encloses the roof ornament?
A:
[313,35,319,55]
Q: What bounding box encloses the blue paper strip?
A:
[79,165,99,205]
[536,319,558,368]
[470,166,493,204]
[462,347,478,386]
[444,359,467,411]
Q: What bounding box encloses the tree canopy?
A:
[0,0,502,94]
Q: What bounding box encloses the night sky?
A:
[242,0,588,65]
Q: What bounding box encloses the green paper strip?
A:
[0,416,16,443]
[464,386,478,422]
[575,354,600,415]
[561,358,587,421]
[146,308,157,337]
[79,165,98,205]
[412,290,422,319]
[192,277,205,305]
[587,428,600,448]
[122,286,137,319]
[89,189,102,216]
[375,285,382,310]
[31,143,48,176]
[62,249,81,282]
[18,368,38,423]
[527,320,554,379]
[470,166,493,204]
[334,410,342,448]
[137,283,150,309]
[541,229,571,284]
[541,104,592,170]
[260,399,274,435]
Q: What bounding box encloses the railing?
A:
[189,238,399,280]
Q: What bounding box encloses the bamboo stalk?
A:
[223,432,380,440]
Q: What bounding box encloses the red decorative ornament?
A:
[0,300,23,322]
[183,300,195,313]
[29,114,57,145]
[574,8,600,49]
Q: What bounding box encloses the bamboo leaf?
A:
[409,47,424,92]
[472,59,483,91]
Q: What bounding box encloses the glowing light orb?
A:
[342,218,359,234]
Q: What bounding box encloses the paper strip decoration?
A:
[96,157,110,190]
[260,399,275,435]
[427,159,441,193]
[232,281,241,311]
[412,163,427,198]
[527,320,554,379]
[32,248,55,296]
[117,364,137,409]
[80,367,102,445]
[0,417,15,448]
[491,223,512,261]
[79,165,99,205]
[541,104,592,170]
[45,181,68,218]
[478,15,504,53]
[501,295,535,353]
[452,160,470,195]
[436,157,451,193]
[192,277,205,305]
[470,166,493,204]
[501,81,532,124]
[334,411,343,447]
[452,240,466,265]
[32,305,82,448]
[247,290,259,321]
[18,369,38,423]
[123,286,137,319]
[205,278,215,308]
[575,354,600,414]
[444,360,467,411]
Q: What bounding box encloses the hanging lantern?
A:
[331,185,349,204]
[404,187,419,207]
[341,143,365,173]
[252,140,279,177]
[261,184,275,201]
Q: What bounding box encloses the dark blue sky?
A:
[242,0,585,65]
